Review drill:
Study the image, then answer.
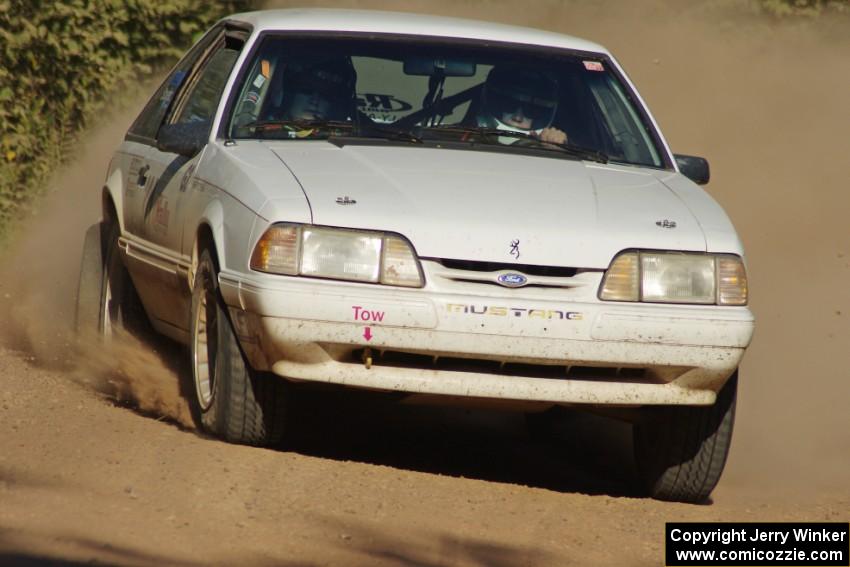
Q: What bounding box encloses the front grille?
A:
[351,349,653,383]
[437,258,578,278]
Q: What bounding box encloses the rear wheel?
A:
[190,247,289,446]
[633,372,738,503]
[75,219,145,339]
[74,223,104,336]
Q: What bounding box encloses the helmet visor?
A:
[483,67,559,127]
[485,87,557,122]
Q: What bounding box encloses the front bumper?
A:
[219,270,754,407]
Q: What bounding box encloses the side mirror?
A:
[157,121,210,157]
[674,154,710,185]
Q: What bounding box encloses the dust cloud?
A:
[73,330,195,428]
[0,94,193,428]
[0,0,846,499]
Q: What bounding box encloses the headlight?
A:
[641,252,716,304]
[599,250,747,305]
[301,227,382,282]
[250,224,424,287]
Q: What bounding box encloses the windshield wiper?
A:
[424,125,608,164]
[326,121,423,147]
[243,119,423,145]
[243,119,355,136]
[352,122,423,144]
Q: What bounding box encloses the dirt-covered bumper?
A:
[219,271,754,407]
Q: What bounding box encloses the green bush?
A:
[0,0,254,234]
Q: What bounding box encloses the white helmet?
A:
[480,66,559,133]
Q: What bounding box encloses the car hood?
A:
[267,142,709,269]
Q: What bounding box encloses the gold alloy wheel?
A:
[192,273,218,411]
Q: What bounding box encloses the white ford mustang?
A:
[76,8,754,502]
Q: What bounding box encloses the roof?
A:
[228,8,609,55]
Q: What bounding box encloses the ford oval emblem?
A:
[497,273,528,288]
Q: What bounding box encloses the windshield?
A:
[227,34,666,168]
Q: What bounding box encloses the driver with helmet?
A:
[251,56,356,137]
[275,57,356,121]
[477,65,567,145]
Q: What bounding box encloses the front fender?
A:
[187,185,260,290]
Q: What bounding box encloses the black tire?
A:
[101,220,145,338]
[634,372,738,503]
[74,222,104,336]
[75,219,145,341]
[189,247,289,446]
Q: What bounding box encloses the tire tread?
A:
[635,373,737,503]
[192,249,289,447]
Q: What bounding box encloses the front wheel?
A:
[190,247,289,446]
[633,372,738,503]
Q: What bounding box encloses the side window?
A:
[172,42,241,127]
[586,74,662,167]
[127,29,217,141]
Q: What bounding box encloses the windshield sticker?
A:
[356,93,413,123]
[252,74,266,89]
[583,61,604,72]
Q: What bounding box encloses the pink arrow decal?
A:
[363,327,373,341]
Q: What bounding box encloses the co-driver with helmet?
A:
[476,65,567,145]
